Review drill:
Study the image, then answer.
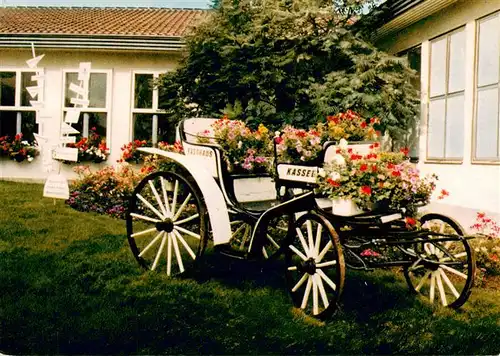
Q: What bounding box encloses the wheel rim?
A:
[404,214,475,309]
[285,213,345,319]
[127,171,206,276]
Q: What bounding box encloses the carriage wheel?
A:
[126,171,207,276]
[285,212,345,319]
[260,213,294,260]
[227,212,255,257]
[403,213,475,309]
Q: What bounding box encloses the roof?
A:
[0,7,206,37]
[0,7,208,51]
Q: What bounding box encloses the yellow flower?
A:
[258,124,269,135]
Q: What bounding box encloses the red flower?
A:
[438,189,449,200]
[490,254,499,262]
[348,148,353,154]
[405,217,417,227]
[296,130,307,138]
[274,136,283,144]
[477,212,485,219]
[387,163,395,169]
[336,148,341,154]
[373,142,380,148]
[360,164,368,172]
[326,178,341,187]
[371,165,377,172]
[400,147,409,156]
[360,122,367,129]
[360,186,371,195]
[391,170,401,177]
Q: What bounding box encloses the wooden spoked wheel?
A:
[126,171,207,276]
[404,213,475,309]
[285,212,345,319]
[260,213,293,260]
[227,212,292,260]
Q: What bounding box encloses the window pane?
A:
[158,114,176,143]
[407,46,421,92]
[0,111,17,137]
[475,87,499,159]
[21,111,38,142]
[21,72,37,107]
[134,74,153,109]
[69,112,107,139]
[0,72,16,107]
[64,72,107,108]
[133,113,152,142]
[430,38,447,97]
[89,73,107,108]
[448,30,466,93]
[478,15,499,87]
[64,73,79,107]
[445,94,464,159]
[428,98,446,158]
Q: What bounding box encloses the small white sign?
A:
[26,86,41,98]
[78,62,91,81]
[70,98,90,107]
[31,73,45,82]
[69,82,87,97]
[59,136,77,144]
[53,147,79,162]
[277,164,318,184]
[43,174,70,200]
[26,54,45,69]
[64,109,81,124]
[29,100,44,108]
[60,122,80,135]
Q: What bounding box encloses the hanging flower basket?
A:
[331,198,364,216]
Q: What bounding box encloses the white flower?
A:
[274,131,280,137]
[339,138,348,150]
[331,154,346,166]
[27,156,34,162]
[329,171,341,181]
[21,140,29,145]
[237,141,243,149]
[318,168,326,178]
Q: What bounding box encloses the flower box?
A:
[331,198,364,216]
[323,141,376,164]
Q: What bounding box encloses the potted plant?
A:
[316,142,438,216]
[0,134,38,163]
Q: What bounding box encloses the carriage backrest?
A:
[178,117,218,143]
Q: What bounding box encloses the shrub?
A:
[470,212,500,279]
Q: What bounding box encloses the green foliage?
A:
[158,0,419,141]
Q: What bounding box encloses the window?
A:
[475,14,500,161]
[427,29,466,161]
[132,72,175,145]
[63,70,110,141]
[0,70,38,141]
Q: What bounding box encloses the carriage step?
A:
[214,244,247,260]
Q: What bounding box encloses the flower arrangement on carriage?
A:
[197,116,273,174]
[316,141,438,217]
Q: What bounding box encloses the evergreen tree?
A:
[158,0,418,141]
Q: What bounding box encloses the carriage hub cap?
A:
[300,258,317,275]
[156,219,174,232]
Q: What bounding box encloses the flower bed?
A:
[0,134,38,163]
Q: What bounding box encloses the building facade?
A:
[0,7,204,180]
[374,0,500,229]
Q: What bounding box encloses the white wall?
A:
[376,0,500,229]
[0,48,180,180]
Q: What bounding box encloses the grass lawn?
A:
[0,180,499,354]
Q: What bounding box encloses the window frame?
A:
[130,70,167,144]
[472,12,500,165]
[426,27,466,164]
[61,68,112,144]
[0,68,39,139]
